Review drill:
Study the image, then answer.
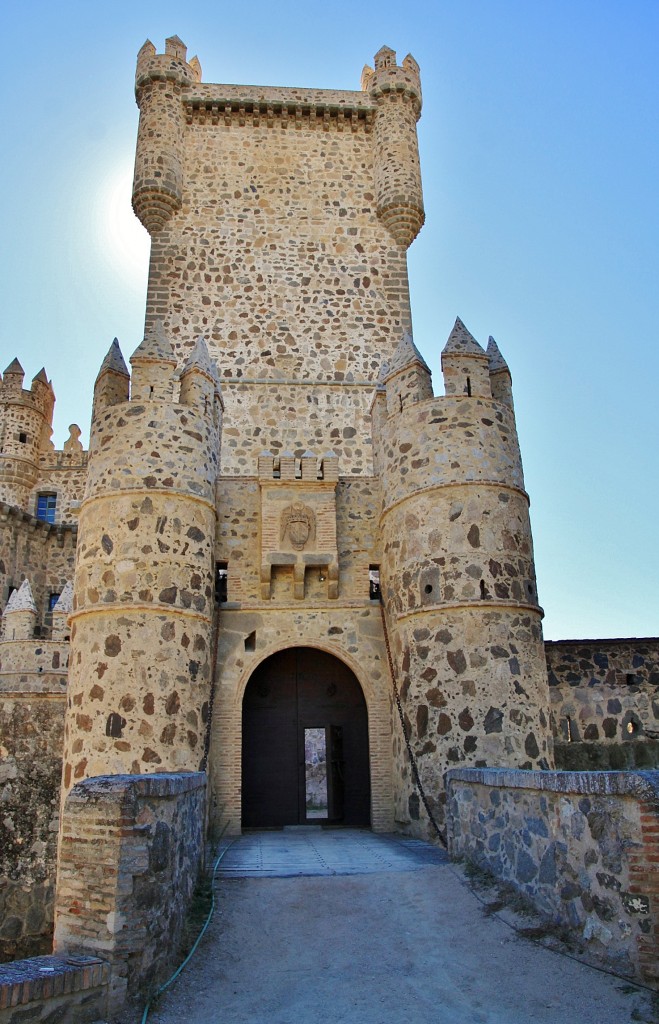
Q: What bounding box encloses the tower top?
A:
[487,336,510,375]
[98,339,130,379]
[442,317,486,359]
[5,579,37,615]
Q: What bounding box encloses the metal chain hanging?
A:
[379,600,447,847]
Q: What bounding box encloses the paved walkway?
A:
[146,829,657,1024]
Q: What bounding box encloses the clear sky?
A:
[1,1,657,641]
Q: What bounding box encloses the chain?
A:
[200,600,221,772]
[379,599,447,847]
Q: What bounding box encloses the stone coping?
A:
[444,766,659,801]
[545,637,659,646]
[187,83,372,112]
[0,955,109,1010]
[67,770,206,801]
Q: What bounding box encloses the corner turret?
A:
[0,360,56,510]
[363,46,424,248]
[132,36,201,234]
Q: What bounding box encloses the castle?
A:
[1,37,657,1008]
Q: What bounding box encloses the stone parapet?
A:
[445,767,659,987]
[546,638,659,757]
[54,772,206,1015]
[0,954,109,1024]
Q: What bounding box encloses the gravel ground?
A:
[133,862,657,1024]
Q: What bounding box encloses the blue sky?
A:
[1,1,657,640]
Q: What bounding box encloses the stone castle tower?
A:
[1,37,553,846]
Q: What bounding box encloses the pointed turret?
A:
[2,358,24,395]
[130,321,177,401]
[441,317,491,398]
[487,336,514,407]
[179,336,218,409]
[93,339,130,418]
[383,333,433,413]
[52,581,73,641]
[2,579,37,640]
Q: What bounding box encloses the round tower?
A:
[0,360,54,512]
[375,321,553,837]
[60,328,222,799]
[132,36,201,235]
[363,46,424,248]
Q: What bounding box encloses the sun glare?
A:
[98,164,150,291]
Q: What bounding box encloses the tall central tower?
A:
[87,35,553,839]
[132,38,424,475]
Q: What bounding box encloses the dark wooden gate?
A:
[242,648,370,828]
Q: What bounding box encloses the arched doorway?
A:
[242,647,371,828]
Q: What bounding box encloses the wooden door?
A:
[242,648,370,828]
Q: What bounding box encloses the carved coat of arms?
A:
[280,502,316,550]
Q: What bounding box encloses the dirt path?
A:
[144,863,656,1024]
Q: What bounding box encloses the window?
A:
[369,565,381,601]
[215,561,228,603]
[18,432,27,444]
[36,493,57,523]
[48,593,61,611]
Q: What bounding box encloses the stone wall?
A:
[133,42,422,476]
[0,691,65,962]
[0,506,77,635]
[445,767,659,987]
[54,772,206,1014]
[547,639,659,768]
[0,955,109,1024]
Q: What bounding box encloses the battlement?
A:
[257,450,339,482]
[0,360,54,418]
[362,46,422,114]
[93,330,222,419]
[135,36,201,92]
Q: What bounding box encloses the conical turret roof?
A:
[5,579,36,614]
[53,580,73,614]
[32,368,49,385]
[131,321,177,365]
[442,317,485,357]
[486,336,510,375]
[4,358,24,376]
[98,338,129,378]
[388,333,430,376]
[181,336,219,383]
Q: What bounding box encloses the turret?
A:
[487,335,514,408]
[382,333,433,414]
[373,320,552,838]
[92,339,130,420]
[130,320,178,401]
[179,336,223,420]
[441,317,491,398]
[132,36,201,234]
[362,46,424,248]
[59,333,221,804]
[0,360,55,511]
[51,581,73,641]
[2,579,37,640]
